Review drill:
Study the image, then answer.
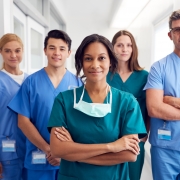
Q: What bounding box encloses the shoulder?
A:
[152,53,173,68]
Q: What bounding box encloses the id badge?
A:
[2,140,16,152]
[158,129,171,141]
[32,151,46,164]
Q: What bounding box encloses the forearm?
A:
[18,114,50,153]
[148,102,180,120]
[146,90,180,120]
[50,140,110,161]
[164,96,180,109]
[78,150,137,166]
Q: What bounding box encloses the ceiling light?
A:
[110,0,150,28]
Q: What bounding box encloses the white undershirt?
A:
[1,69,24,85]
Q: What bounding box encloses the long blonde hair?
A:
[0,33,23,69]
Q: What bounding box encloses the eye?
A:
[60,48,65,51]
[49,47,55,50]
[15,49,21,53]
[117,44,123,47]
[84,57,92,61]
[127,44,132,47]
[5,50,10,53]
[99,56,106,61]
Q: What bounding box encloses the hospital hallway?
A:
[0,0,180,179]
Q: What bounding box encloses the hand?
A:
[108,134,140,155]
[46,151,61,166]
[0,162,3,179]
[54,127,73,142]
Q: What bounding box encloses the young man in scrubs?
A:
[8,30,82,180]
[107,30,149,180]
[48,34,146,180]
[144,9,180,180]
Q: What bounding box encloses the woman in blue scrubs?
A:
[0,34,27,180]
[48,34,146,180]
[107,30,149,180]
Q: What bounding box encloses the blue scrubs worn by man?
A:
[144,10,180,180]
[8,30,82,180]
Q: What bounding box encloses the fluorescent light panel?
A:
[111,0,150,28]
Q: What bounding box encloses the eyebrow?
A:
[48,45,66,49]
[84,53,107,56]
[4,48,22,50]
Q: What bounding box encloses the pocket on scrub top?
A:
[58,174,78,180]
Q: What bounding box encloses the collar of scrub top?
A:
[73,84,112,105]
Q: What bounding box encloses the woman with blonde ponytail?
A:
[0,33,27,180]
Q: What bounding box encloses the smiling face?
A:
[82,42,110,84]
[168,19,180,54]
[113,35,132,62]
[0,41,23,69]
[44,38,71,68]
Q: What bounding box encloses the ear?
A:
[168,32,172,40]
[67,50,71,58]
[44,48,47,55]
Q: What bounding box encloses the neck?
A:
[174,49,180,58]
[4,65,22,75]
[85,80,107,94]
[117,60,131,74]
[45,65,66,77]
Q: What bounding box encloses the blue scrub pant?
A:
[1,158,25,180]
[24,168,59,180]
[151,146,180,180]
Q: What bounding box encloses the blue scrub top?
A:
[0,71,28,162]
[8,68,83,170]
[144,52,180,151]
[48,86,147,180]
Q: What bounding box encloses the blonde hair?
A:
[0,33,23,69]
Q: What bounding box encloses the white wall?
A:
[0,0,13,68]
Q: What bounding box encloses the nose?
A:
[10,51,16,58]
[122,45,127,52]
[54,48,60,55]
[91,59,100,69]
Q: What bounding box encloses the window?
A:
[153,17,173,63]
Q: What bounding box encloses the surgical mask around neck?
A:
[73,85,112,117]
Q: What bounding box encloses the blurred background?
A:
[1,1,180,179]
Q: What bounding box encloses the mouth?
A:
[52,57,61,61]
[89,71,102,74]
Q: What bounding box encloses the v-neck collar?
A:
[83,86,110,104]
[0,71,25,86]
[116,71,134,84]
[42,68,68,93]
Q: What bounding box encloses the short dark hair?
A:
[169,9,180,29]
[44,29,71,50]
[75,34,118,77]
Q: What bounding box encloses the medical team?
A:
[0,8,180,180]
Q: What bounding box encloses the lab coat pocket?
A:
[58,174,78,180]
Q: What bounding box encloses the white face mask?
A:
[73,85,112,117]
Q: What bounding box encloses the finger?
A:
[128,146,139,155]
[55,127,61,132]
[56,130,72,141]
[126,135,140,142]
[54,130,69,141]
[129,139,140,150]
[56,133,70,141]
[56,134,68,141]
[128,142,140,154]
